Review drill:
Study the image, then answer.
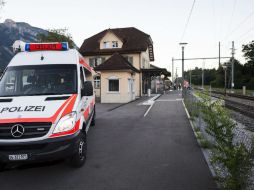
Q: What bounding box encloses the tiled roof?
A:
[79,27,154,61]
[94,53,140,73]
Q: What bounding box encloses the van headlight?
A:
[53,112,77,134]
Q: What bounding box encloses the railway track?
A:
[225,99,254,119]
[211,90,254,101]
[194,88,254,119]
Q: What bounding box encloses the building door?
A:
[128,79,135,100]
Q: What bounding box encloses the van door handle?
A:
[80,108,85,112]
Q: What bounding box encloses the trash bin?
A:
[148,89,151,97]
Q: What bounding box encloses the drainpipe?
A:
[139,53,142,97]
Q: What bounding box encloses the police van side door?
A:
[77,66,88,130]
[78,66,93,130]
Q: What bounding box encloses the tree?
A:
[37,29,76,49]
[242,41,254,89]
[242,41,254,64]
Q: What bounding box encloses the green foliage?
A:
[210,66,225,88]
[184,42,254,89]
[193,126,200,132]
[199,139,211,149]
[195,131,203,139]
[243,41,254,65]
[184,67,216,86]
[197,93,254,190]
[37,29,76,49]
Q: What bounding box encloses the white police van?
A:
[0,41,95,168]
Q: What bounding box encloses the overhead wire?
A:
[236,25,254,42]
[211,0,217,46]
[225,9,254,40]
[173,0,196,75]
[180,0,196,42]
[225,0,237,39]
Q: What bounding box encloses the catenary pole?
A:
[231,41,235,91]
[219,41,221,67]
[172,57,174,83]
[202,59,205,89]
[179,43,187,98]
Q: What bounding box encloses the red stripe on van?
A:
[60,94,77,118]
[49,119,80,138]
[0,95,75,124]
[83,107,90,121]
[79,57,92,72]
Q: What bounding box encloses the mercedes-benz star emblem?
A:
[11,124,25,138]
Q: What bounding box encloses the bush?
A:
[197,93,254,190]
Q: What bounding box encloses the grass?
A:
[199,139,211,149]
[195,131,203,139]
[193,129,211,149]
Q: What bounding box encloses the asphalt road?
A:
[0,91,217,190]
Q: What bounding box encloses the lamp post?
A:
[179,42,188,98]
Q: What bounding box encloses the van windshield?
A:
[0,64,77,97]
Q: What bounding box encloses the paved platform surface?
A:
[0,91,217,190]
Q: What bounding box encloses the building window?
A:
[94,75,100,89]
[142,58,146,68]
[96,57,106,66]
[89,57,106,67]
[124,56,133,65]
[108,79,119,92]
[89,58,95,67]
[103,41,110,49]
[112,41,118,48]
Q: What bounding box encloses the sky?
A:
[1,0,254,77]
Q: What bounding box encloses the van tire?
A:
[67,132,87,168]
[91,107,95,126]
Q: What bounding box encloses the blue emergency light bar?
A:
[25,42,69,51]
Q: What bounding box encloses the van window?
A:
[80,67,85,90]
[0,64,77,97]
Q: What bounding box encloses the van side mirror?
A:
[81,81,93,97]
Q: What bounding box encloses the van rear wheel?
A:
[67,133,87,168]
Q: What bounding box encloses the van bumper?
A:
[0,131,81,164]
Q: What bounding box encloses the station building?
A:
[79,27,170,103]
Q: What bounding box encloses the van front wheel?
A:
[67,133,87,168]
